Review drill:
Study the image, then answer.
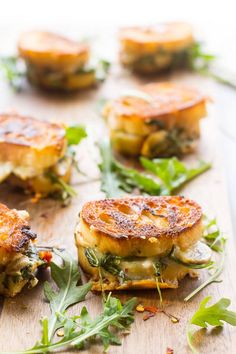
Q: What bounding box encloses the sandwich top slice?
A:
[18,31,102,91]
[0,203,43,297]
[103,82,207,158]
[119,22,194,73]
[75,196,212,291]
[0,113,74,198]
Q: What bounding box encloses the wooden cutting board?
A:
[0,32,235,354]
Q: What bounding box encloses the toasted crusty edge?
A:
[18,31,89,69]
[77,245,198,290]
[0,203,36,252]
[76,196,203,258]
[103,82,207,124]
[119,22,194,53]
[0,114,67,177]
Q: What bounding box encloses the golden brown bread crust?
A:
[18,31,89,65]
[119,22,193,49]
[81,196,202,240]
[0,203,36,252]
[104,82,206,122]
[0,113,65,149]
[0,114,67,177]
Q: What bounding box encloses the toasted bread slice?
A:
[0,203,34,253]
[76,196,205,290]
[76,196,203,257]
[18,31,89,71]
[119,22,194,54]
[103,82,207,157]
[0,114,67,180]
[0,203,42,297]
[119,22,194,73]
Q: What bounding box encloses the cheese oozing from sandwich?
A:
[75,196,211,291]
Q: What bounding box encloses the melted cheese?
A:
[173,241,212,264]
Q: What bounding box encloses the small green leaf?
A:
[187,296,236,353]
[0,55,25,91]
[44,250,92,340]
[65,125,87,146]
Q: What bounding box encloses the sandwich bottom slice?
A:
[75,196,212,291]
[0,203,44,297]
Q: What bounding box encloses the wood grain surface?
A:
[0,32,235,354]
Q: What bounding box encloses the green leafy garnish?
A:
[187,296,236,353]
[140,157,211,195]
[95,59,111,81]
[65,125,87,146]
[203,216,226,252]
[98,140,210,198]
[184,219,226,302]
[46,171,77,203]
[43,250,92,341]
[5,251,136,354]
[85,248,126,281]
[16,295,136,354]
[98,140,125,198]
[0,56,25,91]
[187,42,236,89]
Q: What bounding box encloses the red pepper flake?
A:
[143,312,155,321]
[39,251,52,264]
[144,305,159,313]
[166,348,174,354]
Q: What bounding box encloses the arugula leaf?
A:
[95,59,111,82]
[5,251,136,354]
[98,140,124,198]
[140,157,211,195]
[0,56,25,91]
[44,249,92,340]
[10,295,136,354]
[46,171,77,203]
[85,248,126,281]
[187,42,216,73]
[203,216,226,252]
[98,140,211,198]
[114,160,161,196]
[187,296,236,353]
[187,42,236,89]
[65,125,87,146]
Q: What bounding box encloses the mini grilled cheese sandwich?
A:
[0,113,73,198]
[0,203,43,297]
[75,196,212,291]
[18,31,98,91]
[103,82,207,158]
[119,22,194,74]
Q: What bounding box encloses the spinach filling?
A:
[84,248,212,284]
[0,244,43,292]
